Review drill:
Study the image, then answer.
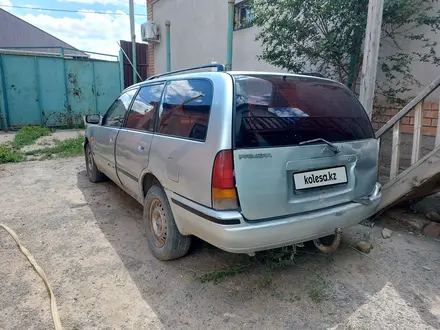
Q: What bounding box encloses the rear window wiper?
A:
[299,138,341,154]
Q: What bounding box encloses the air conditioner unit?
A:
[141,21,160,43]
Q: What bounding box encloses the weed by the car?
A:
[13,126,51,148]
[198,246,296,285]
[257,246,297,284]
[257,246,297,265]
[26,136,83,158]
[198,264,251,284]
[0,144,24,163]
[49,136,83,157]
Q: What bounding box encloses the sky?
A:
[0,0,147,55]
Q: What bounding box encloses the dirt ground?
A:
[1,157,440,330]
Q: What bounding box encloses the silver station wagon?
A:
[84,64,381,261]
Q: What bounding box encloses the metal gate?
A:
[0,48,122,129]
[119,40,148,88]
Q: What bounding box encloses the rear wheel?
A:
[85,144,105,183]
[144,185,192,260]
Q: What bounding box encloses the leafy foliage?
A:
[252,0,440,104]
[25,136,84,158]
[13,126,51,148]
[0,145,24,164]
[0,131,83,163]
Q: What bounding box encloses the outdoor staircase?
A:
[376,75,440,213]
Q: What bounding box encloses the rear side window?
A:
[234,75,374,149]
[125,84,164,131]
[158,79,213,141]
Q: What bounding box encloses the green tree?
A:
[252,0,440,104]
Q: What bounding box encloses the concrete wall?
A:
[232,0,286,72]
[232,25,286,72]
[376,0,440,101]
[153,0,228,74]
[151,0,283,74]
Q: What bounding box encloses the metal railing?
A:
[147,64,226,80]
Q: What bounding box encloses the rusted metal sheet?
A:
[120,40,148,88]
[0,52,122,129]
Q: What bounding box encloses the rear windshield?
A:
[234,74,374,149]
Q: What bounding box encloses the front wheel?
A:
[85,144,105,183]
[144,185,192,261]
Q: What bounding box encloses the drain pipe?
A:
[226,0,234,71]
[313,228,343,253]
[165,20,171,72]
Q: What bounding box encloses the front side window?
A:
[234,74,374,149]
[158,79,213,141]
[103,89,136,127]
[125,84,164,131]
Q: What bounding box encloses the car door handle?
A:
[109,138,113,143]
[138,145,145,152]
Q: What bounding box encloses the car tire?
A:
[144,185,192,261]
[85,143,105,183]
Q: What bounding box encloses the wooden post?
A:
[411,101,424,164]
[359,0,384,119]
[389,122,401,179]
[436,96,440,147]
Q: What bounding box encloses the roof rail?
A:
[146,63,225,80]
[299,72,325,78]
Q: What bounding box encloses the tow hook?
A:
[313,228,343,253]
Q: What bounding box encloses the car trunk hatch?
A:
[231,74,377,221]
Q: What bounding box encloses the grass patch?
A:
[308,274,328,303]
[0,144,24,163]
[0,131,83,163]
[197,245,330,304]
[13,126,51,148]
[26,136,83,158]
[198,246,296,285]
[199,264,251,284]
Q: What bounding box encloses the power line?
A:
[115,0,146,8]
[0,5,146,16]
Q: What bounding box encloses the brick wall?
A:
[372,101,439,136]
[146,0,160,77]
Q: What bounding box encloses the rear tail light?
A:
[212,150,238,210]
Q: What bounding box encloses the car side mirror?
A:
[85,114,101,125]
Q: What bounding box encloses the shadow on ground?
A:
[76,170,440,329]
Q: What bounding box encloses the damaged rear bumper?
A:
[169,183,381,254]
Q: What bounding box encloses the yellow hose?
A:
[0,224,63,330]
